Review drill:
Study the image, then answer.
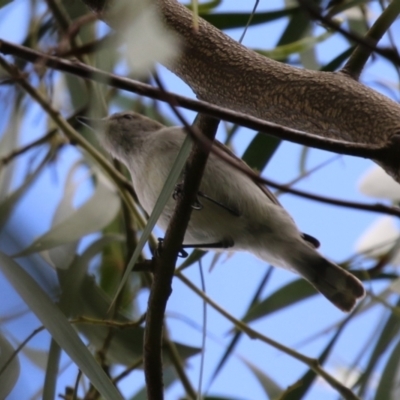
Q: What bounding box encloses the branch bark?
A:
[81,0,400,181]
[143,115,219,400]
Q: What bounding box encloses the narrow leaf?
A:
[374,338,400,400]
[243,279,317,323]
[202,7,300,30]
[15,170,120,257]
[0,252,124,400]
[0,332,20,399]
[240,356,282,399]
[242,133,280,171]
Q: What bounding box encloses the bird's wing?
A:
[213,139,283,207]
[212,139,320,248]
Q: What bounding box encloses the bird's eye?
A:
[122,114,134,120]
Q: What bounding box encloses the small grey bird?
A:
[79,111,365,312]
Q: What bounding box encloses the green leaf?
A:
[0,0,13,10]
[0,251,124,400]
[276,6,310,47]
[0,332,20,399]
[57,234,124,316]
[242,133,280,171]
[320,46,355,72]
[0,105,23,202]
[243,279,317,323]
[68,274,200,365]
[356,297,400,396]
[209,269,273,386]
[256,31,332,60]
[282,315,353,400]
[15,168,120,257]
[185,0,221,14]
[374,338,400,400]
[240,356,283,399]
[201,7,300,30]
[43,340,61,400]
[328,0,371,16]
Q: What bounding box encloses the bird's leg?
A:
[157,237,235,258]
[173,182,203,210]
[182,237,235,250]
[197,191,241,217]
[173,183,241,216]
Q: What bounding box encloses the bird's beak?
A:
[76,116,104,132]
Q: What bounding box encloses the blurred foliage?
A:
[0,0,399,399]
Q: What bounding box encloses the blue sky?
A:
[1,1,400,399]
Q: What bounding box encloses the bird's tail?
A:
[289,250,365,312]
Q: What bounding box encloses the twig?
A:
[112,359,143,384]
[176,271,361,400]
[0,326,45,377]
[261,176,400,217]
[298,0,400,75]
[0,129,59,166]
[0,55,144,228]
[0,39,390,160]
[143,114,219,400]
[164,331,197,399]
[344,0,400,78]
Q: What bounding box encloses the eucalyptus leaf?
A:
[243,279,317,323]
[0,251,123,400]
[0,0,14,8]
[283,314,353,400]
[242,133,280,172]
[15,168,120,257]
[68,274,200,365]
[43,340,61,400]
[256,31,332,60]
[184,0,221,14]
[57,234,125,316]
[277,4,310,47]
[201,7,300,30]
[239,356,282,399]
[0,105,23,202]
[356,298,400,396]
[374,337,400,400]
[0,332,20,399]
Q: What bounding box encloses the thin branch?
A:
[0,129,60,165]
[164,331,197,399]
[0,326,45,377]
[343,0,400,78]
[262,176,400,217]
[298,0,400,74]
[0,39,391,160]
[112,359,143,384]
[0,55,145,227]
[0,107,87,166]
[2,46,396,219]
[176,271,361,400]
[45,0,108,114]
[143,114,219,400]
[179,127,400,218]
